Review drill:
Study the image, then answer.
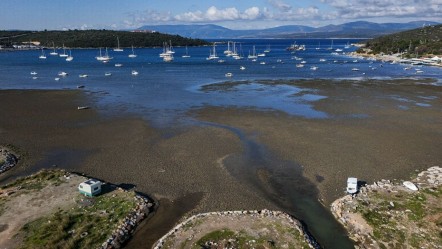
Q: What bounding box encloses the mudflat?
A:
[1,77,441,248]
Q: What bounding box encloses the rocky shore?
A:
[153,209,320,249]
[99,192,155,249]
[331,166,442,248]
[0,147,18,174]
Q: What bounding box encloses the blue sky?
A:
[1,0,441,30]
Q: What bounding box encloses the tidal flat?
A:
[0,78,441,248]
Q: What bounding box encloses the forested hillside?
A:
[0,30,209,48]
[358,24,442,56]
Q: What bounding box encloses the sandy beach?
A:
[1,78,441,248]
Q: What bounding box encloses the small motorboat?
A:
[105,72,112,76]
[225,72,233,77]
[30,71,38,75]
[131,70,139,76]
[58,71,68,77]
[77,106,89,110]
[79,74,88,78]
[77,85,85,89]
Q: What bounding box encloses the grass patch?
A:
[3,169,65,191]
[19,191,136,249]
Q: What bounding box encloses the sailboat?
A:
[128,45,137,58]
[206,43,219,60]
[247,45,257,59]
[224,41,233,56]
[66,50,73,61]
[38,48,46,59]
[264,44,271,53]
[95,48,113,62]
[327,40,334,50]
[59,44,68,57]
[316,42,321,50]
[113,37,124,52]
[182,46,191,58]
[49,42,58,55]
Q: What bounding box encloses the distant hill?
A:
[357,24,442,56]
[0,30,209,48]
[139,21,440,39]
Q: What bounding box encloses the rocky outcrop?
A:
[0,148,18,174]
[331,166,442,249]
[99,193,155,249]
[153,209,320,249]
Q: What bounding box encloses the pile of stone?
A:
[0,148,18,174]
[153,209,320,249]
[414,166,441,188]
[99,194,155,249]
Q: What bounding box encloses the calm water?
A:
[1,39,441,126]
[1,39,441,248]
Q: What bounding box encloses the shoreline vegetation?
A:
[352,24,442,68]
[0,30,209,50]
[331,166,442,248]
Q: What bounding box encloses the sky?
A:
[0,0,441,30]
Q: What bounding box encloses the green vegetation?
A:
[0,30,209,48]
[19,192,136,249]
[2,169,65,191]
[357,24,442,56]
[353,185,442,248]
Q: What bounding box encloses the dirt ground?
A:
[0,173,86,248]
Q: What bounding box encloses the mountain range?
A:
[138,21,439,39]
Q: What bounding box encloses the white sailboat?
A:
[224,41,233,56]
[49,42,58,55]
[206,44,219,60]
[59,44,68,57]
[247,45,257,59]
[264,44,271,53]
[66,50,73,61]
[95,47,113,62]
[113,37,124,52]
[38,48,46,59]
[163,53,174,62]
[128,45,137,58]
[182,46,191,58]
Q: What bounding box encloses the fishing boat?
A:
[128,45,137,58]
[113,37,124,52]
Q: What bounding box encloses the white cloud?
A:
[267,0,292,12]
[174,6,263,22]
[321,0,442,19]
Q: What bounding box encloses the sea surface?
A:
[1,39,441,126]
[1,39,441,248]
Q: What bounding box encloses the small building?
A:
[78,179,102,197]
[346,177,358,194]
